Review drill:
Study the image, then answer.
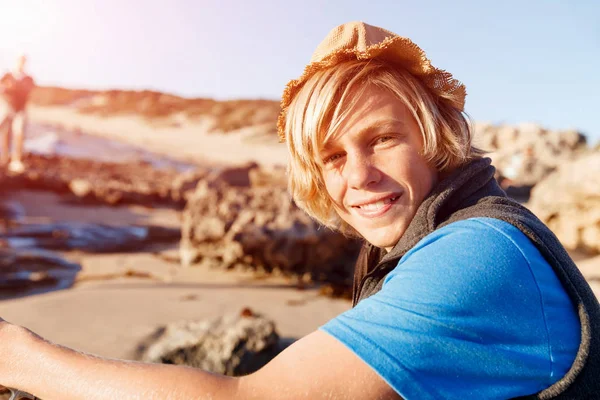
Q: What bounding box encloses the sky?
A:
[1,0,598,142]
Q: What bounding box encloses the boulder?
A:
[135,308,291,376]
[1,153,209,209]
[170,167,211,202]
[528,151,600,254]
[180,165,360,294]
[474,122,589,189]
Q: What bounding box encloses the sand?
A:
[0,190,350,360]
[0,271,350,360]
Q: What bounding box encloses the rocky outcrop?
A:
[474,122,589,188]
[528,151,600,254]
[180,164,360,296]
[1,153,210,208]
[136,308,291,376]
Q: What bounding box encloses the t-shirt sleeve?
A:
[23,75,35,91]
[320,218,577,400]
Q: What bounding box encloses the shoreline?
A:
[28,105,289,168]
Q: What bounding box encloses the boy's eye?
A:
[375,135,393,144]
[323,153,343,165]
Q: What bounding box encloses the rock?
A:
[475,123,589,192]
[494,125,519,150]
[69,178,93,198]
[577,255,600,300]
[180,166,360,293]
[576,255,600,281]
[170,167,211,202]
[1,153,210,209]
[529,151,600,254]
[209,162,259,188]
[249,165,287,188]
[135,308,291,376]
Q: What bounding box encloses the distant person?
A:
[0,54,35,173]
[0,22,599,399]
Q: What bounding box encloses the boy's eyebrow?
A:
[358,119,408,135]
[321,119,408,152]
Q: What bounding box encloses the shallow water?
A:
[0,246,81,299]
[0,220,180,298]
[23,122,196,172]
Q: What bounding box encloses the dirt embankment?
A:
[30,86,281,135]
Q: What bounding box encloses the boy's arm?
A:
[1,320,399,400]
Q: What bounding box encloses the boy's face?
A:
[319,85,438,250]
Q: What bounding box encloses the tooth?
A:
[361,200,386,211]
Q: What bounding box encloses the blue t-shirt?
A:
[321,218,580,400]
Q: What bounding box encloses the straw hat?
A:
[277,21,466,142]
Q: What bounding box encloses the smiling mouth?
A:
[353,195,400,212]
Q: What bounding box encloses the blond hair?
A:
[283,60,483,232]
